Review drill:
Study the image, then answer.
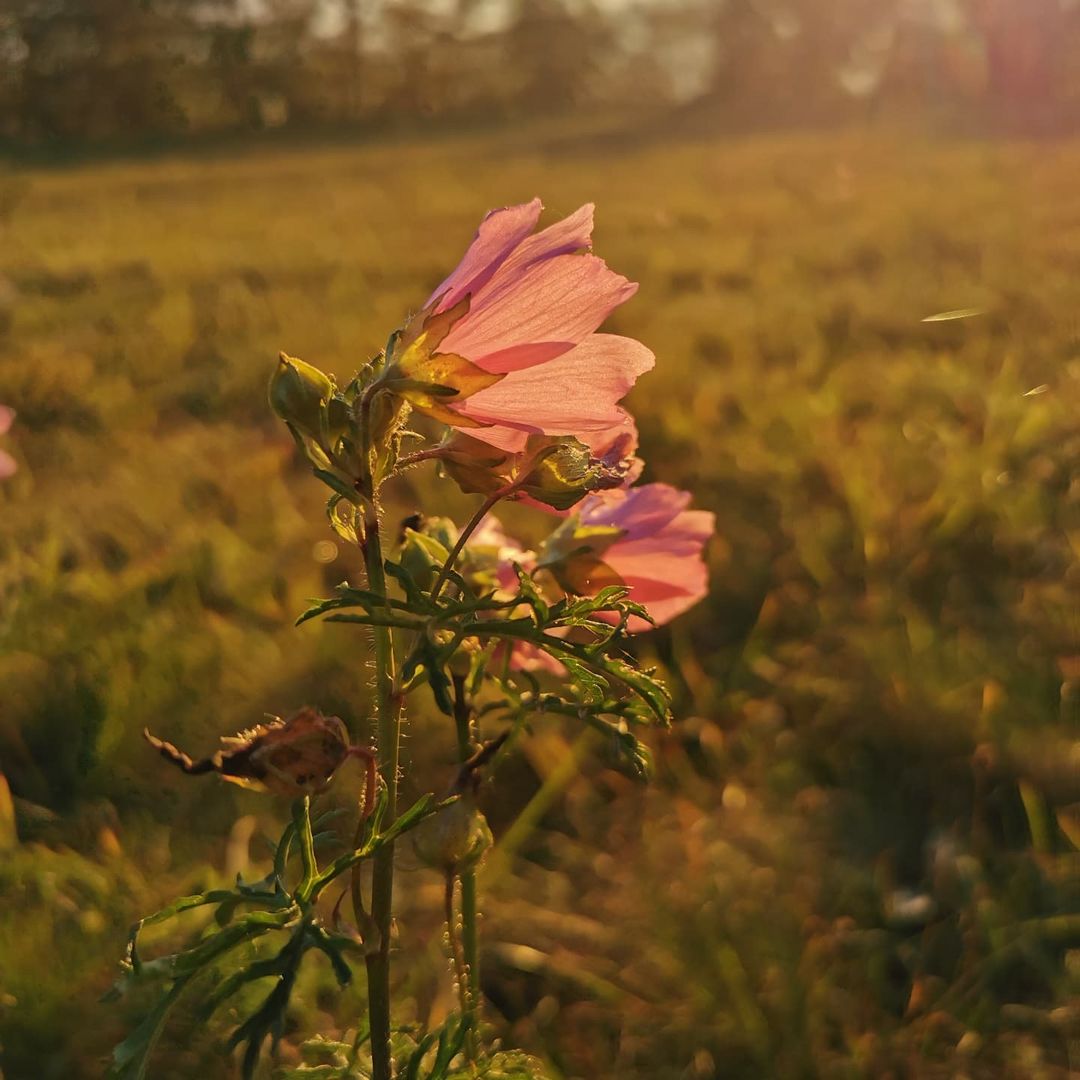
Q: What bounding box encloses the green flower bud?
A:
[411,796,493,873]
[438,433,514,498]
[399,527,452,593]
[517,436,623,511]
[269,353,334,440]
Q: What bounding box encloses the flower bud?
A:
[269,353,334,441]
[411,795,493,873]
[438,433,514,498]
[399,526,453,592]
[517,435,625,511]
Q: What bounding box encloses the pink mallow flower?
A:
[0,406,16,479]
[537,483,714,630]
[466,483,712,673]
[396,199,652,455]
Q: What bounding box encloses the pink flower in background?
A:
[0,406,16,479]
[467,515,535,594]
[539,483,713,630]
[463,516,561,674]
[416,199,653,454]
[466,481,712,675]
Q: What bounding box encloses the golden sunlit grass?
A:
[1,126,1078,1078]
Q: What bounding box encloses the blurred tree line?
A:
[1,0,1079,147]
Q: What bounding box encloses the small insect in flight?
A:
[143,707,378,816]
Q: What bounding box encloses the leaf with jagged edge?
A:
[419,637,454,715]
[558,654,608,706]
[512,563,548,622]
[453,1050,555,1079]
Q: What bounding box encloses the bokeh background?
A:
[1,2,1079,1077]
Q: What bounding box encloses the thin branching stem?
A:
[429,480,521,602]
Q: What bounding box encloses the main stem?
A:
[362,493,400,1080]
[452,675,481,1056]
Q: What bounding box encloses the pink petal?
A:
[0,449,16,479]
[427,199,543,311]
[488,203,594,284]
[0,406,14,436]
[580,483,692,537]
[441,255,638,373]
[616,573,709,628]
[454,334,654,451]
[573,485,714,628]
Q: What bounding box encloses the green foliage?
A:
[298,567,671,750]
[106,796,445,1079]
[276,1016,552,1080]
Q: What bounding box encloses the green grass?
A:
[0,124,1078,1078]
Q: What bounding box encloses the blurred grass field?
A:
[0,124,1078,1079]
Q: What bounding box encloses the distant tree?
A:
[504,0,613,112]
[10,0,195,139]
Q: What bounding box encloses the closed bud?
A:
[517,435,625,511]
[269,353,334,441]
[411,795,492,873]
[438,433,514,498]
[399,526,453,592]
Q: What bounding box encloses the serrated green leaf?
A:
[198,955,285,1020]
[307,924,355,987]
[327,495,364,544]
[421,640,454,716]
[384,558,426,607]
[559,655,608,706]
[512,563,548,621]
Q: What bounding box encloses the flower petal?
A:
[609,570,709,627]
[454,334,654,451]
[441,255,638,373]
[488,203,594,282]
[0,406,14,436]
[575,486,714,627]
[580,483,691,537]
[0,449,16,479]
[427,198,543,311]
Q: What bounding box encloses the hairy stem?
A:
[444,871,471,1033]
[452,675,481,1058]
[354,398,402,1080]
